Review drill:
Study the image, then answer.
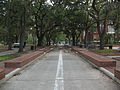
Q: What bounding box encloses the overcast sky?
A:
[47,0,51,3]
[46,0,52,5]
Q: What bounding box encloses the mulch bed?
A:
[0,49,8,53]
[98,53,120,56]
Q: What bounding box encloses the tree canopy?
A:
[0,0,120,51]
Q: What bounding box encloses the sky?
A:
[46,0,52,5]
[47,0,51,4]
[47,0,51,3]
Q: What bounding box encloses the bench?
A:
[72,47,116,67]
[0,69,5,80]
[114,68,120,80]
[4,47,51,68]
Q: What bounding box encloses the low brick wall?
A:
[99,53,120,56]
[0,69,5,80]
[114,69,120,80]
[72,47,116,67]
[5,47,51,68]
[113,57,120,61]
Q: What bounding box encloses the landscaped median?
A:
[71,46,120,83]
[0,46,53,80]
[72,47,116,67]
[5,51,44,68]
[5,47,53,68]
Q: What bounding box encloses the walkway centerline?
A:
[54,50,64,90]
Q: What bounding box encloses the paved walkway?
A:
[0,48,18,56]
[0,47,30,56]
[0,49,120,90]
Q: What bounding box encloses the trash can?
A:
[80,45,82,48]
[31,46,34,50]
[109,45,112,49]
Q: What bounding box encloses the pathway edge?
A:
[77,52,120,85]
[0,48,54,85]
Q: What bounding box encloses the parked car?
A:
[13,43,20,48]
[13,42,26,48]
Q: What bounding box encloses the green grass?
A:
[95,49,114,53]
[0,55,15,61]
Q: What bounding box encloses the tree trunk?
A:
[48,40,51,46]
[84,29,88,48]
[72,34,76,46]
[15,35,19,43]
[53,39,56,45]
[8,38,12,50]
[18,7,26,53]
[96,21,105,50]
[99,35,104,50]
[7,0,12,50]
[8,30,13,50]
[75,36,79,46]
[46,37,50,46]
[19,32,25,52]
[68,36,71,45]
[97,18,107,50]
[37,35,44,46]
[38,38,43,46]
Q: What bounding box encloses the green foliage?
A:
[0,55,15,61]
[56,32,66,42]
[0,0,120,49]
[95,49,114,53]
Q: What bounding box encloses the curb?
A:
[74,51,120,85]
[0,48,54,85]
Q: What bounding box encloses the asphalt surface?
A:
[0,48,120,90]
[0,48,18,56]
[0,47,30,56]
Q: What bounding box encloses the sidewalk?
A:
[0,47,30,56]
[0,48,18,56]
[0,49,119,90]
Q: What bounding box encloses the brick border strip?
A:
[4,47,53,68]
[115,69,120,80]
[4,51,44,68]
[0,69,5,80]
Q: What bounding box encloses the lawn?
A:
[95,49,115,53]
[0,55,15,61]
